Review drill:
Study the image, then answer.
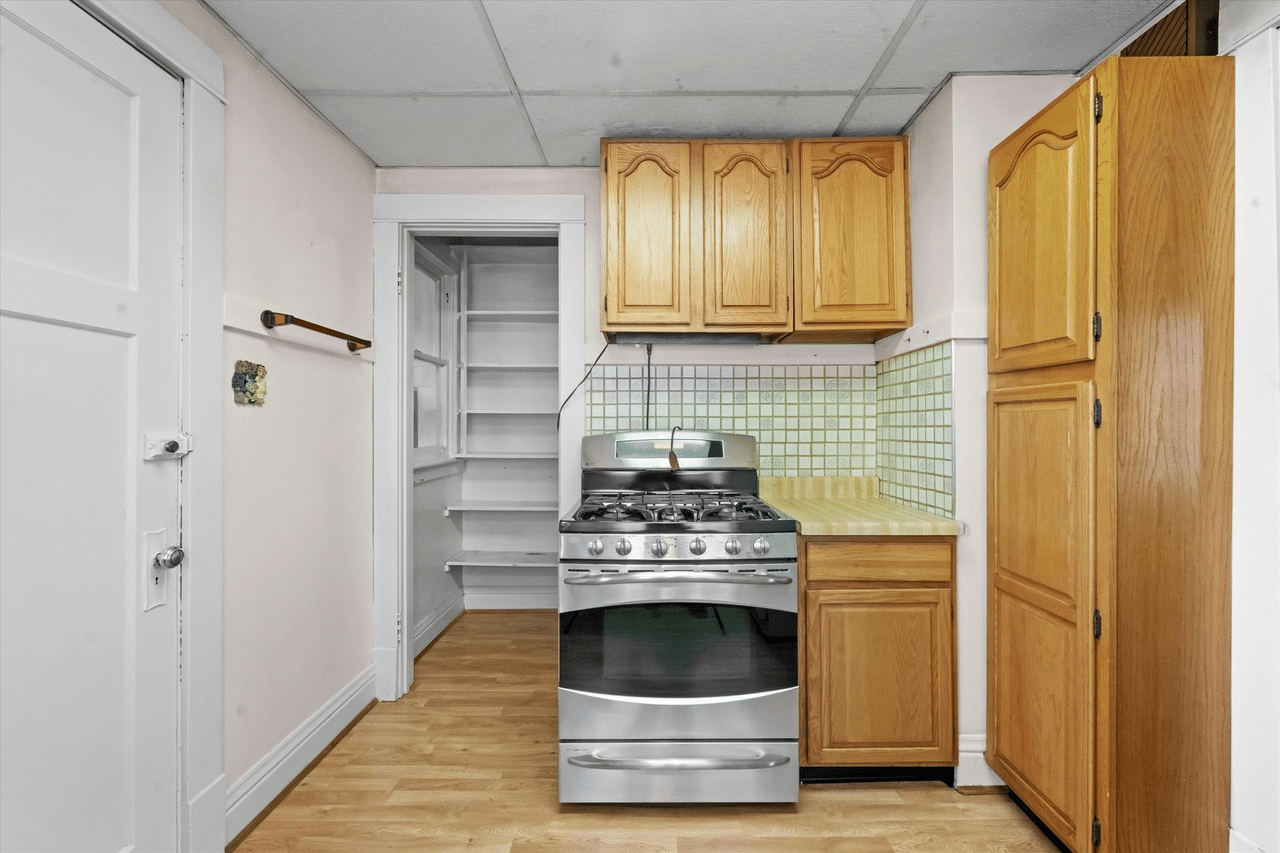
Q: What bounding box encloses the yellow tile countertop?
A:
[758,476,963,537]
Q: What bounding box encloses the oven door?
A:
[558,562,797,741]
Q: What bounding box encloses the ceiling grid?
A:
[201,0,1176,167]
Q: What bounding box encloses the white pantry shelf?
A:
[444,550,558,572]
[455,451,558,460]
[443,501,559,516]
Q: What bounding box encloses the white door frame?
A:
[372,194,586,699]
[74,2,226,847]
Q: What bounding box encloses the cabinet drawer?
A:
[805,540,953,583]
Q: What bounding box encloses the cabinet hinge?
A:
[1092,816,1101,847]
[1093,610,1102,639]
[786,157,790,173]
[1093,399,1102,429]
[1094,93,1103,124]
[1093,311,1102,342]
[602,156,607,172]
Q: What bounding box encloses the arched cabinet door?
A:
[793,138,911,335]
[988,78,1097,373]
[602,140,693,326]
[702,142,790,327]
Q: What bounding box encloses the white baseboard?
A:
[185,772,225,852]
[956,733,1006,787]
[1231,829,1268,853]
[412,591,465,656]
[464,589,558,609]
[224,665,376,843]
[459,567,556,610]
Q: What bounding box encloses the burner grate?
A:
[573,491,781,524]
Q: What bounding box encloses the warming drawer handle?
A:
[563,572,792,586]
[566,753,791,771]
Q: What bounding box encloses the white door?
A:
[0,1,184,850]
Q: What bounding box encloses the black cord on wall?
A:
[556,341,610,431]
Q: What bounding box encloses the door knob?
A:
[154,546,185,569]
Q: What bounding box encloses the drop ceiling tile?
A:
[525,94,857,166]
[486,0,916,93]
[877,0,1171,88]
[840,92,932,136]
[305,95,543,167]
[206,0,508,92]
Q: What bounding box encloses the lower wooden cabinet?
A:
[801,537,956,766]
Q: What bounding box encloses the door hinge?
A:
[1092,816,1101,847]
[1093,311,1102,342]
[1093,399,1102,429]
[396,267,404,295]
[1094,93,1103,123]
[603,156,608,172]
[1093,610,1102,639]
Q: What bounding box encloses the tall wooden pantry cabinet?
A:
[986,57,1233,853]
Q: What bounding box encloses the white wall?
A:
[1222,5,1280,851]
[156,2,377,841]
[890,74,1073,785]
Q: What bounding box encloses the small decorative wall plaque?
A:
[232,360,267,405]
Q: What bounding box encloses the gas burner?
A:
[699,502,749,521]
[599,504,643,521]
[655,503,692,522]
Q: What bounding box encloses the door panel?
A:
[602,141,692,326]
[806,587,954,765]
[794,138,909,328]
[702,142,789,327]
[988,79,1096,373]
[0,2,183,850]
[987,380,1095,853]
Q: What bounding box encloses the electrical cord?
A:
[556,341,610,431]
[644,343,653,430]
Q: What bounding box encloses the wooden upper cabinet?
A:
[702,142,790,327]
[601,136,911,341]
[793,138,911,338]
[602,140,693,326]
[988,79,1096,373]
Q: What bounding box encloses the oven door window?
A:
[559,603,797,699]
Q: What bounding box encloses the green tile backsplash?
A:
[585,365,876,476]
[583,349,955,517]
[876,342,954,516]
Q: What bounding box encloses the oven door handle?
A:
[566,753,791,771]
[563,571,792,586]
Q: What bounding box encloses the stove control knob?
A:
[724,537,742,556]
[586,538,604,557]
[752,536,771,557]
[650,539,669,558]
[614,538,632,556]
[688,537,707,556]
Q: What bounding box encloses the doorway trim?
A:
[372,193,586,700]
[71,1,226,848]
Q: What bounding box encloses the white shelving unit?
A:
[446,243,560,575]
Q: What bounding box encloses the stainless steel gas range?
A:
[557,430,799,804]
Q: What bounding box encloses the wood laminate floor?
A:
[233,610,1060,853]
